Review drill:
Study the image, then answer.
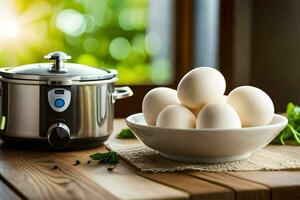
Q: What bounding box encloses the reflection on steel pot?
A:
[0,51,133,150]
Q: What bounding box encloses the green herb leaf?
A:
[89,151,119,164]
[116,128,136,139]
[273,102,300,145]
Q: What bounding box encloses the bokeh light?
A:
[56,9,86,36]
[109,37,131,60]
[83,14,97,33]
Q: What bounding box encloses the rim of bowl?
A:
[126,113,288,133]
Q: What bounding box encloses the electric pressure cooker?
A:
[0,51,132,150]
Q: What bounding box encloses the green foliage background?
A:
[0,0,168,84]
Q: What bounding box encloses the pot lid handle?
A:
[44,51,71,73]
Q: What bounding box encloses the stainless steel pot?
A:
[0,51,132,150]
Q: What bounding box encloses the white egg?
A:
[190,95,228,117]
[222,95,228,102]
[177,67,226,109]
[196,102,241,129]
[142,87,180,125]
[227,86,274,127]
[156,105,196,128]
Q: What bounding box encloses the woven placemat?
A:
[106,141,300,173]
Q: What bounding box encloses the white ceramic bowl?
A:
[126,113,287,163]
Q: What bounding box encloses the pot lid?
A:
[0,51,117,81]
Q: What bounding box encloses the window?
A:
[0,0,174,85]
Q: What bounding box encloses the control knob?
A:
[47,123,71,149]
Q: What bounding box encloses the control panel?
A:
[48,88,71,112]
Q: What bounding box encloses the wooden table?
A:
[0,119,300,200]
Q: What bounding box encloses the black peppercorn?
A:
[74,160,81,166]
[107,165,116,171]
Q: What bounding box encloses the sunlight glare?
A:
[0,19,21,39]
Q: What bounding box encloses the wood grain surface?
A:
[0,119,298,200]
[0,148,118,200]
[227,145,300,200]
[140,172,234,200]
[188,172,270,200]
[54,150,188,200]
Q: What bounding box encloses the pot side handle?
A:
[112,86,133,103]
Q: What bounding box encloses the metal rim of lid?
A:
[0,76,118,86]
[0,67,117,82]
